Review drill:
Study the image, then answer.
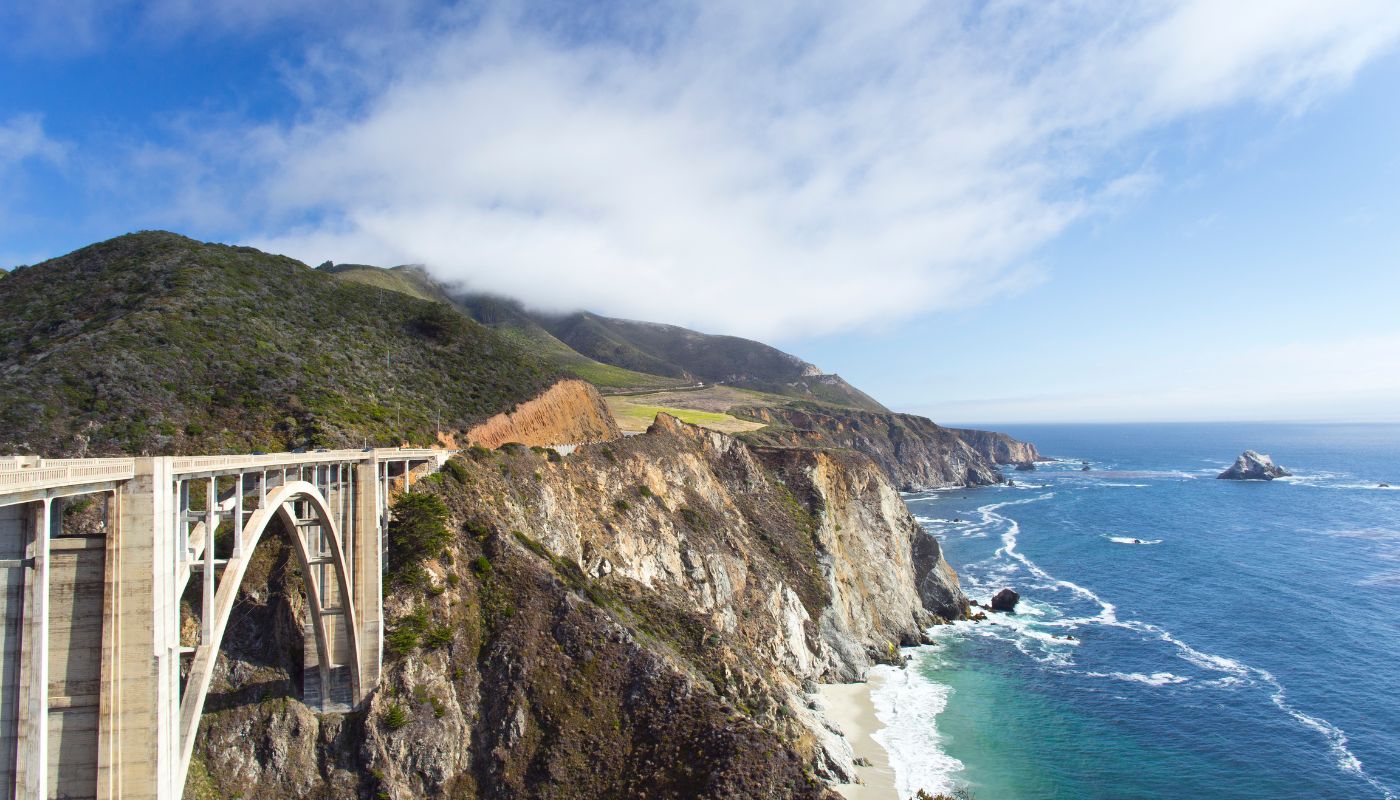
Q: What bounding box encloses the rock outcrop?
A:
[462,378,621,449]
[189,413,968,798]
[991,588,1020,612]
[1218,450,1291,481]
[735,404,1007,489]
[947,427,1042,466]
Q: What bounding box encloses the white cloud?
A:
[0,114,65,171]
[238,1,1400,339]
[76,1,1400,339]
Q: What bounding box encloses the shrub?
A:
[387,492,451,585]
[386,606,431,655]
[638,485,654,498]
[471,556,492,575]
[385,626,419,655]
[679,507,707,531]
[423,623,455,649]
[463,518,493,542]
[382,703,409,731]
[442,458,470,484]
[613,499,631,513]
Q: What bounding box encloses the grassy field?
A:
[604,384,791,434]
[605,398,766,434]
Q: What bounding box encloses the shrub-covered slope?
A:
[535,312,888,411]
[321,261,886,411]
[0,232,561,455]
[328,264,689,392]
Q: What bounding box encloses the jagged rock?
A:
[990,588,1020,612]
[1218,450,1291,480]
[735,405,1038,489]
[1014,462,1035,472]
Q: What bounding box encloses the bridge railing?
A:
[0,460,136,493]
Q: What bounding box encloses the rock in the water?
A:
[1218,450,1291,481]
[990,588,1020,612]
[1014,462,1036,472]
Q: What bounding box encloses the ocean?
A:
[875,423,1400,800]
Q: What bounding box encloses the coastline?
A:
[819,673,900,800]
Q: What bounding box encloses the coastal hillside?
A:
[187,414,967,798]
[0,232,562,455]
[535,311,887,411]
[329,264,690,392]
[736,403,1019,490]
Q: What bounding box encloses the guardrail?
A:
[0,461,137,493]
[0,450,451,493]
[170,448,446,477]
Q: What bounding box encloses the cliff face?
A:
[947,427,1040,465]
[737,404,1005,490]
[188,415,967,799]
[461,379,621,449]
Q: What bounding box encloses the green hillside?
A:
[323,263,887,411]
[535,312,888,411]
[326,265,688,392]
[0,232,562,456]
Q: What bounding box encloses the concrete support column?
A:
[97,458,176,800]
[352,461,382,701]
[15,499,51,800]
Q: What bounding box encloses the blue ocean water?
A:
[877,423,1400,800]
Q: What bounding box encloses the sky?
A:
[2,1,1399,423]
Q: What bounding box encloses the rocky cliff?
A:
[947,427,1041,465]
[186,415,967,799]
[460,378,621,449]
[735,404,1009,490]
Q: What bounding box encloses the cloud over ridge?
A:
[107,1,1400,338]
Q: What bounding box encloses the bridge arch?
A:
[174,480,362,792]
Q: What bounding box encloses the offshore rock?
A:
[1218,450,1291,481]
[990,588,1020,612]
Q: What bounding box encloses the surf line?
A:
[967,495,1396,800]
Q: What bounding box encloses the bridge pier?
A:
[0,448,448,800]
[98,457,178,800]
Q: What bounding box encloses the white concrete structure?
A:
[0,448,449,800]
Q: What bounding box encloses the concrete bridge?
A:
[0,448,450,800]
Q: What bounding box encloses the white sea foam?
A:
[1084,670,1189,687]
[1108,536,1163,545]
[868,658,964,798]
[932,488,1398,799]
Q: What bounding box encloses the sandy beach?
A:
[818,673,900,800]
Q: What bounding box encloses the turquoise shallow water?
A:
[883,423,1400,800]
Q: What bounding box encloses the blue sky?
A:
[3,1,1399,423]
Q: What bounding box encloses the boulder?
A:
[1014,462,1036,472]
[990,588,1020,612]
[1218,450,1291,481]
